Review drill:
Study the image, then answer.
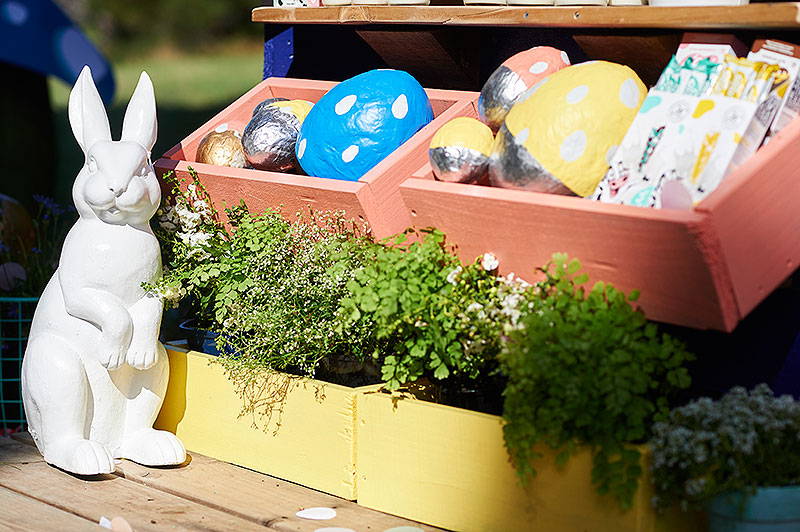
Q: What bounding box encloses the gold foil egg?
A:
[489,61,647,197]
[196,126,246,168]
[429,117,494,184]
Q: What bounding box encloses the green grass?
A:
[49,47,264,201]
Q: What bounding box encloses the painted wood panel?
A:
[355,391,702,532]
[400,177,736,330]
[154,347,379,500]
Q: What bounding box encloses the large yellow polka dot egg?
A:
[489,61,646,197]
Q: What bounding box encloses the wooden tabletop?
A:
[0,434,438,531]
[252,3,800,29]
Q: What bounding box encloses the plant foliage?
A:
[148,169,379,378]
[650,384,800,511]
[339,229,527,390]
[500,254,694,509]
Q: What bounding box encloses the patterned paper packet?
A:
[593,54,783,208]
[748,39,800,136]
[709,55,772,100]
[680,57,721,96]
[654,55,720,96]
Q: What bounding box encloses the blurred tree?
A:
[55,0,262,58]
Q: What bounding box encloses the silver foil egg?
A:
[488,124,574,195]
[242,101,304,172]
[479,66,528,131]
[429,146,489,184]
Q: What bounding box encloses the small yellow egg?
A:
[271,99,314,124]
[430,117,494,156]
[429,117,495,183]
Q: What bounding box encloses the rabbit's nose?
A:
[109,185,127,198]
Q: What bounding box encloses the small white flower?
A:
[446,266,462,285]
[175,204,202,230]
[481,252,499,271]
[156,284,184,303]
[466,302,483,313]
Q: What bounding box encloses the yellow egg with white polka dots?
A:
[489,61,647,197]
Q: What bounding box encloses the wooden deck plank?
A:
[5,434,438,531]
[117,452,438,532]
[0,437,267,531]
[251,4,800,30]
[0,486,100,531]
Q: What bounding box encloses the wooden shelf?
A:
[252,4,800,29]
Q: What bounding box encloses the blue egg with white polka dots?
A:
[296,70,434,181]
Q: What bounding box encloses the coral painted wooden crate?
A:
[153,77,478,239]
[399,117,800,331]
[355,391,702,532]
[154,347,379,500]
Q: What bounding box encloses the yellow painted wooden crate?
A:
[355,391,703,532]
[155,347,378,500]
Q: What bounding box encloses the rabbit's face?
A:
[81,140,160,226]
[69,67,160,227]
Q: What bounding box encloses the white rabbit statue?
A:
[21,66,185,475]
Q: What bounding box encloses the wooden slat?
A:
[252,4,800,30]
[0,486,100,531]
[0,437,268,531]
[7,434,438,532]
[116,449,439,531]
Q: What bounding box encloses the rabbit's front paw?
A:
[126,340,159,370]
[98,337,128,371]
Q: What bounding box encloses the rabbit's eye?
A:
[87,157,98,174]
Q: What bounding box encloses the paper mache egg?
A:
[242,99,313,172]
[489,61,647,197]
[197,125,246,168]
[428,117,494,184]
[297,69,434,182]
[479,47,571,130]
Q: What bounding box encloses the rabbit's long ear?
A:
[121,72,157,153]
[68,66,111,155]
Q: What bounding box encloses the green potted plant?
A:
[150,168,382,385]
[499,254,694,510]
[650,384,800,531]
[338,228,520,409]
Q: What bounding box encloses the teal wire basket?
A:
[0,297,38,432]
